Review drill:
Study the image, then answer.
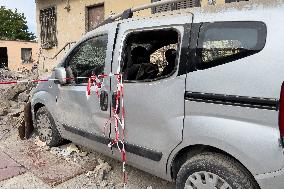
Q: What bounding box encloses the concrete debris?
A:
[4,84,28,101]
[49,144,79,158]
[0,68,37,80]
[48,143,89,165]
[0,100,11,109]
[0,68,37,101]
[0,68,38,140]
[9,101,20,109]
[78,151,88,157]
[0,101,10,116]
[0,68,23,81]
[66,143,80,154]
[86,158,112,182]
[49,147,63,156]
[9,106,25,118]
[34,136,47,148]
[100,180,110,188]
[0,108,9,117]
[60,149,72,157]
[18,92,30,102]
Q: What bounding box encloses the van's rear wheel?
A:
[35,106,62,147]
[176,152,259,189]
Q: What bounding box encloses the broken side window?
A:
[150,44,178,73]
[121,29,180,82]
[40,7,57,49]
[65,35,108,84]
[21,48,33,64]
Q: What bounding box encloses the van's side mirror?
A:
[54,67,66,85]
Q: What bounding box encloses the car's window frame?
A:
[195,21,267,70]
[63,34,109,85]
[120,27,182,83]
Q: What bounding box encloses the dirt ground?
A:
[0,132,175,189]
[0,69,175,189]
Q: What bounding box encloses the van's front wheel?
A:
[35,106,63,147]
[176,152,259,189]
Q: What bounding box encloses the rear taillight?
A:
[279,82,284,139]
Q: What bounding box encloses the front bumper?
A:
[255,167,284,189]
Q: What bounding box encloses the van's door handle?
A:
[100,91,108,111]
[112,91,120,114]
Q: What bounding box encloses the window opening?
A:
[87,4,105,32]
[0,47,8,68]
[65,35,108,84]
[40,7,57,49]
[196,21,267,70]
[121,29,179,81]
[21,48,33,64]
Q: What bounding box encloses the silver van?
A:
[30,0,284,188]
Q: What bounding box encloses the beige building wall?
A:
[0,40,38,71]
[36,0,151,72]
[35,0,227,72]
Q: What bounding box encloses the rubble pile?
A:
[0,68,38,139]
[49,143,90,164]
[0,68,21,82]
[34,139,116,189]
[0,68,116,188]
[34,138,89,165]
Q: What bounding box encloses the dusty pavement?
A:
[0,69,175,189]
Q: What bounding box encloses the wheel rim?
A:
[36,113,53,144]
[185,171,233,189]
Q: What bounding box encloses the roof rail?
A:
[110,0,189,20]
[96,0,189,28]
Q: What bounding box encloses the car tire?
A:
[176,152,259,189]
[35,106,63,147]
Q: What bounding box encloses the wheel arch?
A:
[31,90,57,119]
[34,102,45,115]
[170,144,259,187]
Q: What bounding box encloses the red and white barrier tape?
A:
[87,73,128,186]
[0,79,49,85]
[0,77,78,85]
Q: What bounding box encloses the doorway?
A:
[86,4,105,32]
[0,47,8,68]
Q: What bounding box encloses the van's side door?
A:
[110,17,192,178]
[56,27,115,138]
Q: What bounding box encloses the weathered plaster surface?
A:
[0,40,38,71]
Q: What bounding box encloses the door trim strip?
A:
[185,91,279,111]
[63,124,163,162]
